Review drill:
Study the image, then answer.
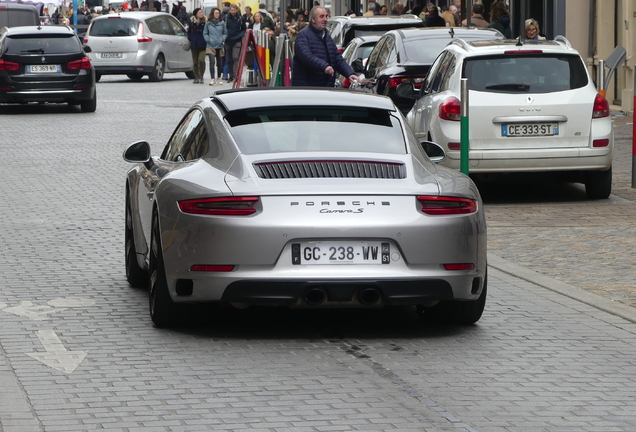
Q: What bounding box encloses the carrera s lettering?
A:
[319,208,364,213]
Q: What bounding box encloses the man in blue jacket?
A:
[224,3,246,82]
[292,7,358,87]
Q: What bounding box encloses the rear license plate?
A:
[101,52,123,58]
[292,241,390,265]
[27,65,60,73]
[502,123,559,137]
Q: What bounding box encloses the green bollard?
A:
[460,78,469,175]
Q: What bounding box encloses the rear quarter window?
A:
[89,18,139,36]
[464,54,589,93]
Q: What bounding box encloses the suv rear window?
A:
[5,34,81,54]
[89,18,139,37]
[464,54,588,93]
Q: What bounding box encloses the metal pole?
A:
[460,78,469,176]
[598,59,606,98]
[632,65,636,188]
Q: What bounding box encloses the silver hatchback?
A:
[84,12,194,82]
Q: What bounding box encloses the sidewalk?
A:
[484,110,636,316]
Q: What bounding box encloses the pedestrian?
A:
[204,7,227,85]
[524,18,546,40]
[188,8,207,83]
[249,11,264,31]
[461,2,489,27]
[242,6,253,22]
[176,5,189,29]
[488,0,512,38]
[291,6,357,87]
[379,5,388,15]
[441,6,456,27]
[224,3,246,82]
[423,3,446,27]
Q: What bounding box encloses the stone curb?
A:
[488,252,636,324]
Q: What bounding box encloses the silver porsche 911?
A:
[123,88,487,327]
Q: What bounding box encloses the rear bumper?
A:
[443,146,613,173]
[94,65,154,75]
[0,86,94,103]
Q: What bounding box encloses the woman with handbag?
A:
[204,8,227,85]
[188,8,207,83]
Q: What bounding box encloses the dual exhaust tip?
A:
[303,286,382,306]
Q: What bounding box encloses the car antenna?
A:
[449,27,455,38]
[516,33,523,46]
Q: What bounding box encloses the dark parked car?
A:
[360,27,503,114]
[0,25,96,112]
[334,34,381,88]
[0,2,39,28]
[327,15,425,52]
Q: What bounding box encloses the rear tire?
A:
[95,72,102,82]
[80,92,97,113]
[149,210,177,327]
[148,55,165,82]
[418,274,487,325]
[185,70,195,79]
[125,191,148,288]
[585,167,612,199]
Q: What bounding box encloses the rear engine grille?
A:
[254,161,406,179]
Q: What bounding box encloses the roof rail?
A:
[449,38,472,51]
[554,35,572,49]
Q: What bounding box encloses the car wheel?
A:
[185,70,195,79]
[95,72,102,82]
[125,190,148,288]
[80,92,97,113]
[127,73,144,81]
[149,210,176,327]
[584,167,612,199]
[148,55,165,82]
[417,273,487,325]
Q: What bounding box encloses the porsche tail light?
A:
[439,97,461,121]
[67,57,92,70]
[443,263,475,271]
[0,59,19,71]
[592,93,609,118]
[178,196,259,215]
[417,196,477,215]
[190,265,235,272]
[137,22,153,43]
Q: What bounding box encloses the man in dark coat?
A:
[224,3,246,82]
[292,7,357,87]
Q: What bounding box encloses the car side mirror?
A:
[395,82,417,99]
[123,140,151,164]
[83,45,92,53]
[420,141,446,163]
[351,58,364,73]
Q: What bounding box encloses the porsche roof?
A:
[210,88,398,112]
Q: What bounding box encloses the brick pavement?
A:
[485,112,636,309]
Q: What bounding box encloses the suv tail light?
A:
[137,22,153,43]
[0,59,19,72]
[67,57,92,70]
[389,75,426,88]
[439,97,461,121]
[417,196,477,215]
[592,93,610,118]
[178,197,259,215]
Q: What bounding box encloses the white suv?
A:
[400,37,613,199]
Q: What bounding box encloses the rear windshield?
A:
[89,17,139,36]
[224,106,406,155]
[5,34,81,54]
[464,54,589,93]
[404,35,500,64]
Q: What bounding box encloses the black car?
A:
[0,25,96,112]
[360,27,503,114]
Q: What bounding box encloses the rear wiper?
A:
[22,49,45,53]
[485,83,531,91]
